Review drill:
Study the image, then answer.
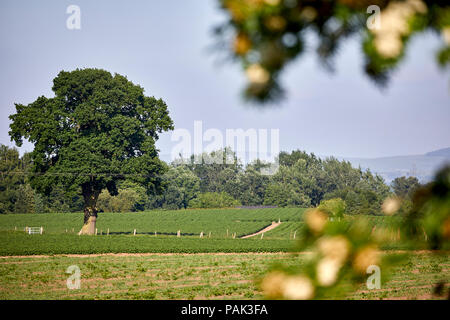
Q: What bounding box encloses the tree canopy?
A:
[1,144,397,215]
[391,176,421,199]
[8,68,173,233]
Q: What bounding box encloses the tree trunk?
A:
[78,185,100,235]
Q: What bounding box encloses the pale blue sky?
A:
[1,0,449,160]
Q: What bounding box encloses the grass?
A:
[0,252,291,300]
[0,251,447,300]
[349,251,450,300]
[263,221,304,239]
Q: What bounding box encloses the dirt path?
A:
[0,250,442,259]
[240,222,281,239]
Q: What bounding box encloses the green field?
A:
[0,232,297,255]
[0,208,304,238]
[0,251,447,300]
[0,208,304,255]
[2,208,442,300]
[0,208,407,255]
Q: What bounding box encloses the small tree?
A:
[9,68,173,234]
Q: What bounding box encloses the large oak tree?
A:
[9,68,173,234]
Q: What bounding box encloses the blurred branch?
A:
[214,0,450,104]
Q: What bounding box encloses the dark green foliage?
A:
[0,145,80,213]
[1,145,393,215]
[263,150,390,213]
[8,69,173,222]
[13,184,35,214]
[185,148,241,194]
[0,145,24,213]
[233,164,269,206]
[263,182,311,207]
[157,165,201,209]
[391,176,421,199]
[189,192,241,208]
[404,165,450,250]
[171,149,269,208]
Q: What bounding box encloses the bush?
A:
[188,192,241,208]
[317,198,346,219]
[98,187,147,212]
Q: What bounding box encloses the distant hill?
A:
[336,147,450,184]
[425,147,450,158]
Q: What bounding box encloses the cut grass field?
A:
[0,251,448,300]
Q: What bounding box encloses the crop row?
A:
[0,232,298,255]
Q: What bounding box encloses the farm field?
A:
[0,251,448,300]
[0,208,406,255]
[0,232,297,255]
[0,208,409,256]
[0,208,446,300]
[0,208,305,238]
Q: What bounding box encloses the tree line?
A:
[0,145,420,215]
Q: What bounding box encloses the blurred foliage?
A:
[403,165,450,250]
[261,209,403,299]
[260,165,450,300]
[214,0,450,103]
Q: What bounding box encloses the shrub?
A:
[98,187,145,212]
[188,192,241,208]
[318,198,346,219]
